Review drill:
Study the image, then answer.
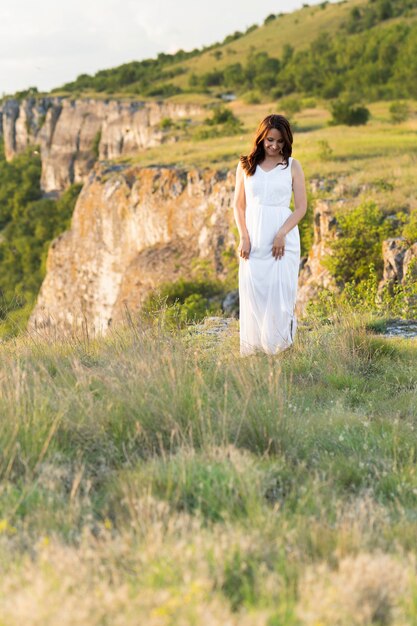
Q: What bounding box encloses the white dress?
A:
[239,157,301,356]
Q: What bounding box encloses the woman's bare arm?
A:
[272,158,307,260]
[233,161,251,259]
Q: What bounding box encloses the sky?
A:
[1,0,334,95]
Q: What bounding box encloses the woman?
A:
[233,114,307,356]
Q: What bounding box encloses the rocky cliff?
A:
[377,238,417,313]
[0,97,203,193]
[29,163,336,334]
[29,163,236,333]
[296,199,339,314]
[27,161,417,334]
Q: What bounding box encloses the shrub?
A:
[389,101,410,123]
[279,96,301,117]
[145,83,182,97]
[140,277,226,328]
[205,105,238,126]
[200,70,225,88]
[193,105,243,141]
[160,117,173,129]
[301,97,317,108]
[402,210,417,245]
[317,139,334,161]
[330,100,371,126]
[322,201,396,285]
[242,90,261,104]
[223,30,243,45]
[92,130,102,160]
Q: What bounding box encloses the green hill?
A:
[40,0,417,103]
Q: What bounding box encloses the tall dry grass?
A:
[0,308,417,624]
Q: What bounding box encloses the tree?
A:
[0,144,81,333]
[330,100,370,126]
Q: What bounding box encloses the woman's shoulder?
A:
[289,157,303,173]
[237,159,249,178]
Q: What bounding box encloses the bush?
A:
[193,105,243,141]
[317,139,334,161]
[205,105,239,126]
[145,83,182,97]
[141,277,227,328]
[242,90,261,104]
[402,210,417,245]
[323,201,396,285]
[279,95,301,116]
[330,100,371,126]
[160,117,174,129]
[301,97,317,108]
[389,101,410,123]
[92,130,102,160]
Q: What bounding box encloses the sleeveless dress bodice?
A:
[238,157,301,356]
[244,160,293,208]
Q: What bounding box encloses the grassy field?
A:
[120,98,417,214]
[0,306,417,625]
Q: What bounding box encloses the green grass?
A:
[115,98,417,217]
[0,306,417,624]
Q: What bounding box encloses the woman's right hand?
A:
[238,236,251,260]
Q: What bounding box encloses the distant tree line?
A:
[191,19,417,101]
[344,0,415,33]
[44,25,256,98]
[8,0,414,103]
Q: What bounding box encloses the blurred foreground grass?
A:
[1,308,417,625]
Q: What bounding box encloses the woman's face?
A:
[263,127,285,157]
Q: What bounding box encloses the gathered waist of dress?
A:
[249,202,292,210]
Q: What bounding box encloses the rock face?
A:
[378,238,417,290]
[296,200,339,316]
[0,97,203,193]
[24,152,417,334]
[377,238,417,310]
[29,164,237,333]
[28,165,349,334]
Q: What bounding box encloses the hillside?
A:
[39,0,417,102]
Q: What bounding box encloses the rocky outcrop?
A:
[29,164,236,333]
[377,238,417,306]
[296,200,339,316]
[378,238,417,289]
[0,97,204,193]
[29,164,349,334]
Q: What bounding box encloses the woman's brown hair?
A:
[240,114,293,176]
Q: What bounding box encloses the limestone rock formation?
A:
[0,97,204,193]
[378,238,417,297]
[296,200,339,316]
[29,164,237,333]
[29,164,351,334]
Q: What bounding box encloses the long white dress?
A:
[239,157,301,356]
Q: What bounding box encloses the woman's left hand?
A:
[272,230,286,260]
